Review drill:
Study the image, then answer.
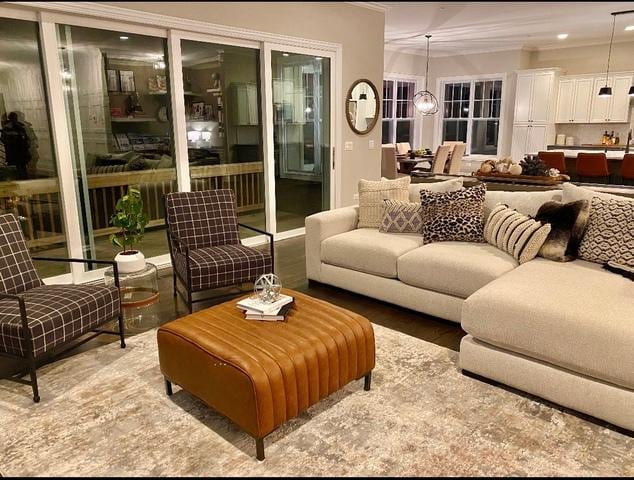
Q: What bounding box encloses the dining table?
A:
[396,154,434,175]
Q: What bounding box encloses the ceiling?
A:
[378,2,634,57]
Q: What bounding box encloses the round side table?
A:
[104,262,160,309]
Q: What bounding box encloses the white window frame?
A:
[0,2,343,282]
[433,73,508,157]
[382,72,423,148]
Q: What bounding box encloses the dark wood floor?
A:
[0,235,465,379]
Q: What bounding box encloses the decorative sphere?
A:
[254,273,282,303]
[413,90,439,115]
[509,164,523,175]
[480,163,493,173]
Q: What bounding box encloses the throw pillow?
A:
[419,183,487,244]
[484,204,552,264]
[578,196,634,267]
[358,176,410,228]
[535,200,590,262]
[407,177,464,202]
[379,200,423,233]
[562,183,633,205]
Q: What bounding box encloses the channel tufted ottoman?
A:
[157,288,375,460]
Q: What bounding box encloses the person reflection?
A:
[1,111,34,180]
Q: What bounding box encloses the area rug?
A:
[1,324,631,477]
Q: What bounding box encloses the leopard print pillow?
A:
[419,183,487,244]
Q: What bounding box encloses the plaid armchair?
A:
[0,214,125,403]
[164,189,274,313]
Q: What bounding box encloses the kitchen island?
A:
[536,146,633,184]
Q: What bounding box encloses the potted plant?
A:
[109,187,149,273]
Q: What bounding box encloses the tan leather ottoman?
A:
[157,288,375,460]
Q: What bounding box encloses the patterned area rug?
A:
[1,325,632,476]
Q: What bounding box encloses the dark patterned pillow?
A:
[419,183,487,244]
[535,200,589,262]
[578,196,634,267]
[379,200,423,233]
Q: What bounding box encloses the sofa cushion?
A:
[462,258,634,389]
[322,228,425,278]
[407,177,464,202]
[358,177,410,229]
[483,190,562,218]
[398,242,518,298]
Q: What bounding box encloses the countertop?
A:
[543,147,629,159]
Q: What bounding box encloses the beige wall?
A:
[384,48,526,155]
[529,41,634,75]
[106,2,385,207]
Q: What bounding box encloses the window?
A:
[382,78,417,146]
[441,79,502,155]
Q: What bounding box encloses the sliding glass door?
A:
[56,24,175,265]
[271,50,331,233]
[179,38,265,237]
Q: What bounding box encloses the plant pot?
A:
[114,250,146,274]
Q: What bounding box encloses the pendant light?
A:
[629,85,634,96]
[413,34,439,115]
[598,14,617,97]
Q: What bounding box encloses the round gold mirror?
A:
[346,79,379,135]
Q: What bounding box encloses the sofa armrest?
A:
[305,206,359,281]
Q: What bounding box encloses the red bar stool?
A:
[621,154,634,184]
[538,151,567,173]
[576,153,609,183]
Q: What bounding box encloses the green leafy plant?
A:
[109,187,149,252]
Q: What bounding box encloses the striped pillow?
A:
[484,204,552,264]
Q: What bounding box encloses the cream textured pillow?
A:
[484,204,552,264]
[407,177,464,202]
[578,196,634,267]
[358,176,410,228]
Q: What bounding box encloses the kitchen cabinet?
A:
[511,124,550,161]
[514,70,558,124]
[590,74,632,123]
[555,77,593,123]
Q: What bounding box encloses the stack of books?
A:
[236,293,294,321]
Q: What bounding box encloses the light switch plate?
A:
[344,141,353,151]
[368,140,375,149]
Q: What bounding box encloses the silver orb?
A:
[254,273,282,303]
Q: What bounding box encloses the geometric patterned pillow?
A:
[578,196,634,267]
[419,183,487,244]
[379,200,423,233]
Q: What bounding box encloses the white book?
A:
[236,294,293,314]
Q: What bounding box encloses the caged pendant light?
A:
[413,34,439,115]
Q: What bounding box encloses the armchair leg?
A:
[29,359,40,403]
[172,272,177,298]
[118,313,126,349]
[187,290,193,314]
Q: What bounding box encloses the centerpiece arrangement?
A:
[473,155,569,185]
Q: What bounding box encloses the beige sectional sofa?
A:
[305,181,634,431]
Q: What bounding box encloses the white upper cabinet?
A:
[589,74,632,123]
[572,78,593,123]
[556,78,594,123]
[513,70,557,125]
[555,79,575,123]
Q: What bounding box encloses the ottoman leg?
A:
[165,378,173,396]
[255,437,265,461]
[364,371,372,391]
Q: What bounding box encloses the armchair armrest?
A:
[31,257,120,288]
[304,206,359,281]
[238,223,275,274]
[0,292,29,335]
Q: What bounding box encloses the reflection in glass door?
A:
[179,39,265,238]
[271,51,330,232]
[57,25,175,265]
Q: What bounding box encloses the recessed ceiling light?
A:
[557,33,568,40]
[315,57,322,61]
[625,25,634,31]
[119,36,129,40]
[282,52,289,57]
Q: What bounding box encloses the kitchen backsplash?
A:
[554,106,634,146]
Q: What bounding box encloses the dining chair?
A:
[576,153,609,183]
[164,189,274,314]
[396,142,411,155]
[621,154,634,184]
[381,145,407,179]
[431,145,452,174]
[538,151,567,173]
[442,141,464,154]
[447,143,466,175]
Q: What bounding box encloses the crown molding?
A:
[384,43,534,59]
[346,2,389,13]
